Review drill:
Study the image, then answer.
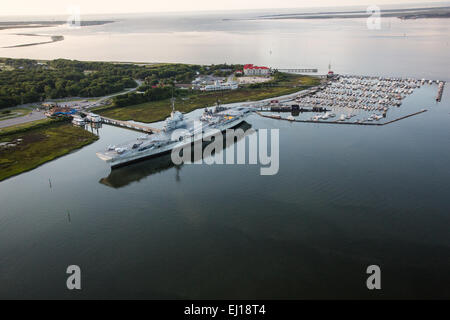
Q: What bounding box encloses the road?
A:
[0,110,47,129]
[0,80,142,129]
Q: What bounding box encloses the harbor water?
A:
[0,10,450,298]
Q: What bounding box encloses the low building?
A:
[243,64,270,76]
[200,80,238,91]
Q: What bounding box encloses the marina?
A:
[255,74,444,125]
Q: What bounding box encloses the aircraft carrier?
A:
[96,101,252,168]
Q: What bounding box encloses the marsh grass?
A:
[0,120,98,181]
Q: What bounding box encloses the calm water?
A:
[1,9,450,80]
[1,11,450,299]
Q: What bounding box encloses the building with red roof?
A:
[243,64,271,76]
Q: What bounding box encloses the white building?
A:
[201,80,238,91]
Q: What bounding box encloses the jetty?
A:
[100,116,161,133]
[277,68,318,74]
[267,105,329,113]
[436,82,445,102]
[256,109,428,126]
[80,112,160,133]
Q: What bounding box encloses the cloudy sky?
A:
[0,0,446,16]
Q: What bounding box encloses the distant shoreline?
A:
[3,34,64,48]
[0,20,114,31]
[1,21,113,49]
[254,6,450,20]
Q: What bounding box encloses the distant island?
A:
[255,6,450,20]
[0,20,114,31]
[0,20,114,48]
[3,34,64,48]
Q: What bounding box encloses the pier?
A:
[80,112,160,133]
[256,109,428,126]
[436,82,445,102]
[277,68,318,74]
[100,116,160,133]
[265,105,329,113]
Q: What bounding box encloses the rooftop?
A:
[244,64,269,70]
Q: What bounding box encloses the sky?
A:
[0,0,447,16]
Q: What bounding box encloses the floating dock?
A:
[437,82,445,102]
[256,109,428,126]
[267,105,329,113]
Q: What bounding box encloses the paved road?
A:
[0,110,47,129]
[0,80,143,129]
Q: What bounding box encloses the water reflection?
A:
[99,121,252,188]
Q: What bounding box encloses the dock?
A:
[100,116,161,133]
[80,112,160,133]
[256,109,428,126]
[437,82,445,102]
[277,68,318,74]
[266,105,329,113]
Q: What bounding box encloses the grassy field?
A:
[0,120,98,181]
[96,75,321,123]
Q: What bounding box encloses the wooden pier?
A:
[80,111,160,133]
[436,82,445,102]
[277,68,318,74]
[267,105,329,113]
[100,116,161,133]
[256,109,428,126]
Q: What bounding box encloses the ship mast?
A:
[171,85,175,113]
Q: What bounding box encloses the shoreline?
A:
[0,20,114,30]
[255,6,450,20]
[3,35,64,48]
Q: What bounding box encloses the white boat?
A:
[72,116,85,126]
[87,113,101,123]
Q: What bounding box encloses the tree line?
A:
[0,58,243,110]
